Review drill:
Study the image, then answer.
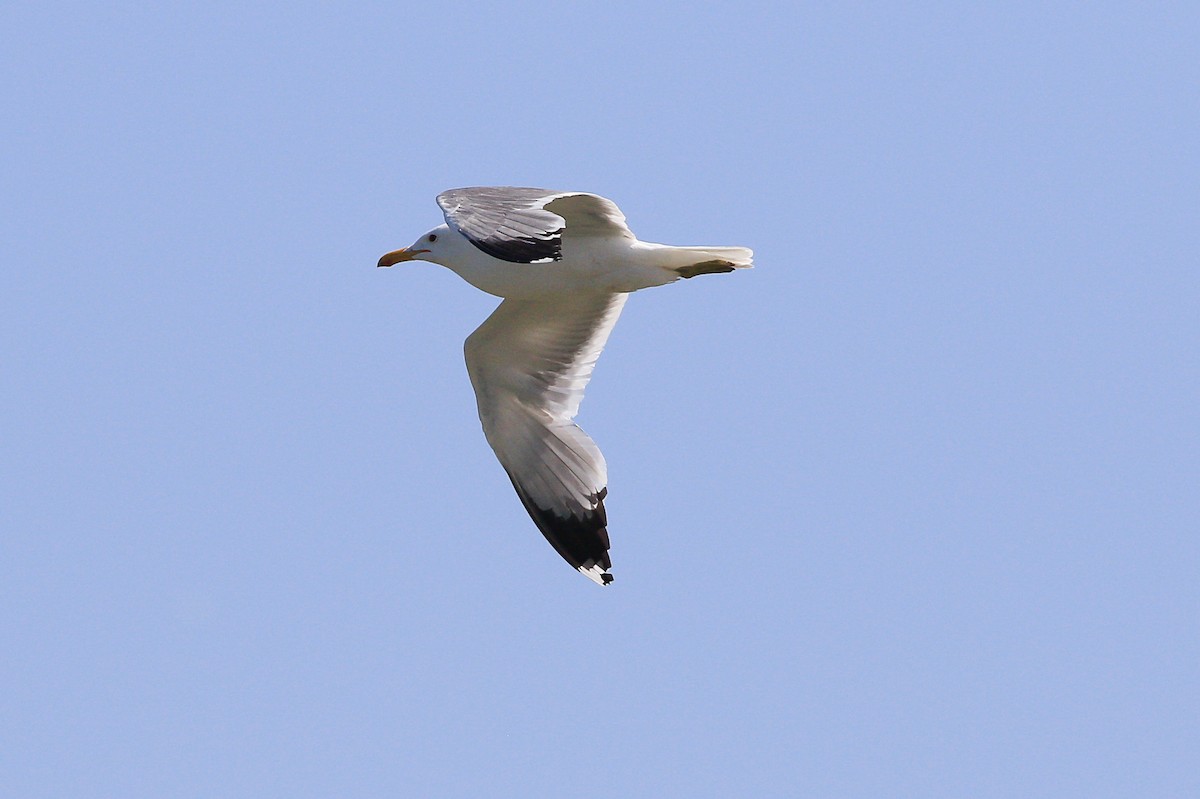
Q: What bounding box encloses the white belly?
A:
[446,239,677,299]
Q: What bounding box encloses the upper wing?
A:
[464,292,628,584]
[437,187,634,264]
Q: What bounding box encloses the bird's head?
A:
[377,224,463,268]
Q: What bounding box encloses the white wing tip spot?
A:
[579,563,614,586]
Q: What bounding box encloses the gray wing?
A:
[464,292,628,584]
[437,187,634,264]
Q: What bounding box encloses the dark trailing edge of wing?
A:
[506,472,614,584]
[437,187,569,264]
[470,231,563,264]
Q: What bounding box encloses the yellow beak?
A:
[377,247,430,268]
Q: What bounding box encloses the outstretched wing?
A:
[464,292,628,584]
[437,187,634,264]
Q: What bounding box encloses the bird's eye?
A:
[427,234,437,242]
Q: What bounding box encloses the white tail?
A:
[678,246,753,268]
[648,245,754,279]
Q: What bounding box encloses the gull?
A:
[378,187,751,585]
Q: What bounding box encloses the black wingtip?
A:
[506,471,613,583]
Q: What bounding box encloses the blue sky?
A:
[2,2,1196,796]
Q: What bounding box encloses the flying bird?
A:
[379,187,751,584]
